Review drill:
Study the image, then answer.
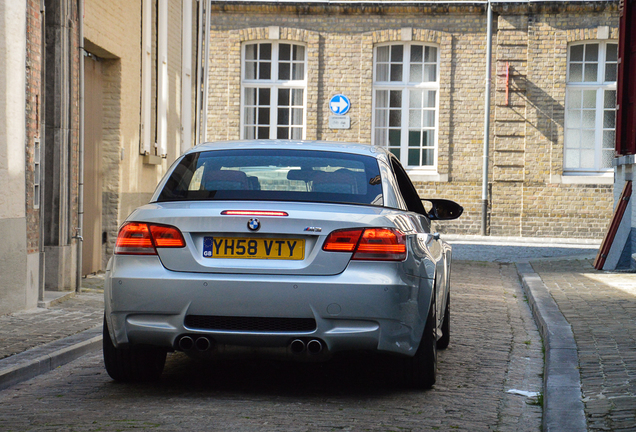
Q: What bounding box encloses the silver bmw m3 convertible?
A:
[103,140,462,388]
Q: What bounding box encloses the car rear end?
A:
[104,143,435,362]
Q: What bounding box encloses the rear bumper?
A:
[104,255,433,358]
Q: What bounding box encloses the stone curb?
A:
[0,326,102,391]
[515,262,587,432]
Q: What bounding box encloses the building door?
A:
[83,54,104,275]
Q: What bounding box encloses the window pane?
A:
[391,45,403,62]
[569,64,583,82]
[584,63,598,82]
[581,149,595,168]
[425,90,436,108]
[278,108,289,126]
[570,45,584,62]
[374,129,386,146]
[292,108,303,125]
[409,110,421,128]
[585,44,598,61]
[602,149,614,168]
[245,106,255,126]
[408,149,419,166]
[278,88,290,105]
[245,44,257,60]
[422,149,434,166]
[411,45,423,62]
[582,110,595,128]
[605,64,617,82]
[410,90,422,108]
[605,90,616,108]
[604,110,615,129]
[389,110,401,127]
[424,130,435,147]
[388,129,401,146]
[566,111,581,128]
[279,63,290,80]
[425,46,437,63]
[606,43,618,62]
[566,129,580,149]
[423,110,435,128]
[377,64,389,81]
[277,127,289,139]
[390,90,402,108]
[258,108,270,125]
[246,62,257,80]
[245,88,256,105]
[375,108,387,128]
[410,64,423,83]
[279,44,291,61]
[581,130,595,149]
[583,90,596,108]
[291,127,302,140]
[409,131,421,147]
[565,149,579,168]
[258,88,270,104]
[260,43,272,60]
[567,90,582,108]
[390,64,403,82]
[245,125,255,140]
[259,62,271,80]
[292,63,304,80]
[292,89,303,106]
[424,64,437,82]
[377,46,389,62]
[294,45,305,61]
[603,130,615,149]
[376,90,388,108]
[257,127,269,139]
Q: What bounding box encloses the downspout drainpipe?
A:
[195,0,204,145]
[38,0,46,301]
[481,0,493,236]
[75,0,85,292]
[201,0,211,143]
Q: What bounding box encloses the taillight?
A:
[322,228,407,261]
[115,222,185,255]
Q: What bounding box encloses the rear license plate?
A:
[203,237,305,260]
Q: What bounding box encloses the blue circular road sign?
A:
[329,94,351,115]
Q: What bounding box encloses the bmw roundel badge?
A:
[247,218,260,231]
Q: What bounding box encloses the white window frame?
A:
[372,42,440,171]
[240,41,308,140]
[564,40,618,175]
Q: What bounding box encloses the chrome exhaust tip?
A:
[178,335,194,351]
[307,339,323,354]
[195,336,212,351]
[290,339,306,354]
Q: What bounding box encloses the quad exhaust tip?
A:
[178,335,194,351]
[290,339,323,355]
[290,339,305,354]
[307,339,323,354]
[195,336,212,351]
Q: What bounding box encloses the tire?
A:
[437,292,450,350]
[103,317,167,382]
[402,297,437,389]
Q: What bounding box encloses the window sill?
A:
[406,171,448,183]
[551,173,614,185]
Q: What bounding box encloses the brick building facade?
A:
[203,1,618,238]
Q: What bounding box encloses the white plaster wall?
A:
[0,1,26,220]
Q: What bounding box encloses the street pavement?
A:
[0,235,634,431]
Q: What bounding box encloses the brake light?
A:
[221,210,289,217]
[322,228,406,261]
[115,222,185,255]
[322,229,363,252]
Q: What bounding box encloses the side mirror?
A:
[421,199,463,221]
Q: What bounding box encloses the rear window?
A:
[155,149,383,206]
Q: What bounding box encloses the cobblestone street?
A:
[0,261,543,432]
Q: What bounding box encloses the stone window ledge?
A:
[551,174,613,185]
[407,171,448,183]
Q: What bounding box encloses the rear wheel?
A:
[402,297,437,389]
[437,292,450,350]
[103,317,166,382]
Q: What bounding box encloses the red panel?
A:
[616,0,636,155]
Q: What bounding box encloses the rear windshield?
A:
[155,148,384,206]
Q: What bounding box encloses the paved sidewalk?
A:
[0,275,104,390]
[527,259,636,431]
